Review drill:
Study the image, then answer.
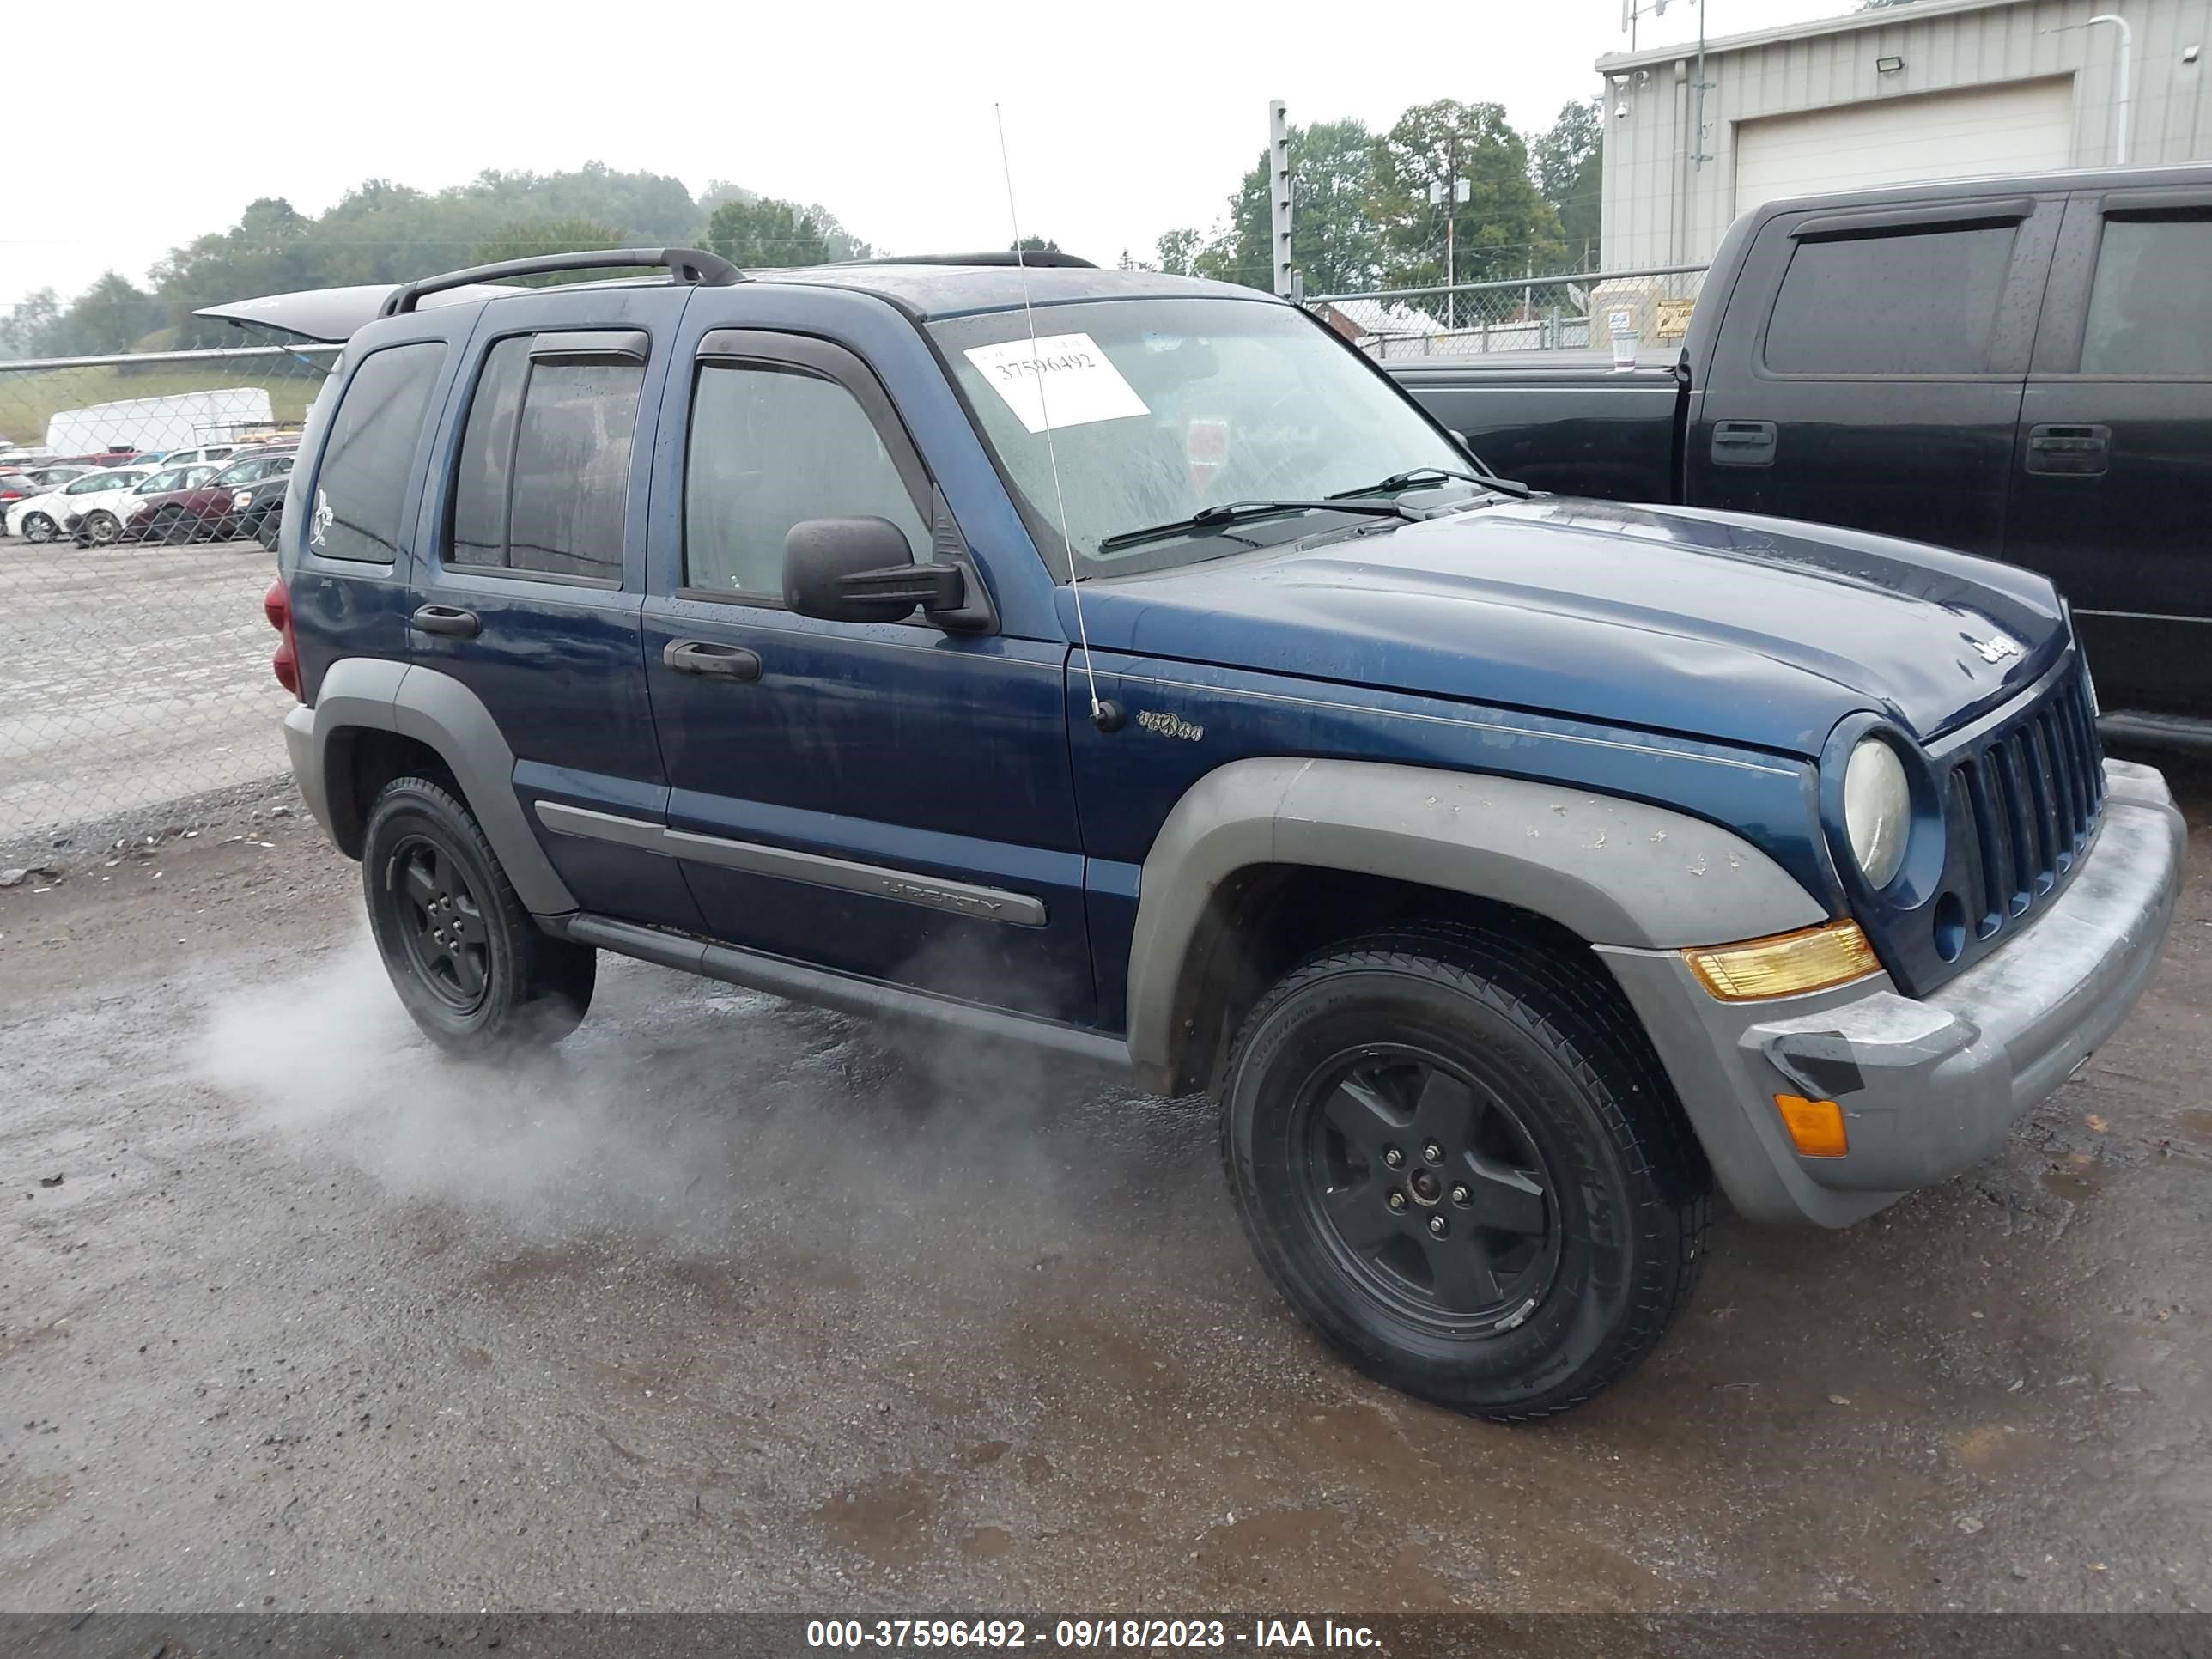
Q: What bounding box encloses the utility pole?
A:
[1267,100,1295,299]
[1428,155,1470,330]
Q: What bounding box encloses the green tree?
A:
[0,288,62,357]
[1011,234,1061,254]
[472,217,626,283]
[63,273,166,353]
[706,198,833,267]
[1374,100,1564,300]
[1201,118,1385,295]
[1153,228,1206,276]
[1533,100,1604,267]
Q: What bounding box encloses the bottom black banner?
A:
[2,1614,2208,1659]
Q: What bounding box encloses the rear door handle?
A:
[409,605,481,639]
[663,639,763,682]
[1710,419,1777,466]
[2027,423,2111,477]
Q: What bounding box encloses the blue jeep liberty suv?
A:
[223,246,2185,1419]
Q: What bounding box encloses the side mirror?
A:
[783,516,965,624]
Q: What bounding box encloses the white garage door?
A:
[1734,78,2076,213]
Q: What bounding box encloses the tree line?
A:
[0,164,873,360]
[0,98,1601,361]
[1140,99,1601,300]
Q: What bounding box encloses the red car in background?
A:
[119,447,296,544]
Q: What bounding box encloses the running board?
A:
[550,912,1133,1071]
[2100,709,2212,757]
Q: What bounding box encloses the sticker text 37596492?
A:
[963,332,1150,434]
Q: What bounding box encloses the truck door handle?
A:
[1710,420,1777,466]
[2027,423,2111,477]
[663,639,763,681]
[409,605,481,639]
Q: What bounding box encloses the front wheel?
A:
[1220,928,1708,1420]
[21,512,57,544]
[362,775,595,1054]
[79,510,120,545]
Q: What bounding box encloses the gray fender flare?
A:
[1121,757,1826,1078]
[293,659,577,916]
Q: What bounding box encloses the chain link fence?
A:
[1311,264,1707,362]
[0,344,335,849]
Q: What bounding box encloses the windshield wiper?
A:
[1328,465,1533,501]
[1096,498,1416,555]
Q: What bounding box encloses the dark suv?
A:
[232,247,2185,1419]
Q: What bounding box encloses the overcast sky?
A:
[1,0,1860,314]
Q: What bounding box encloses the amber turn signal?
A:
[1775,1094,1850,1158]
[1682,921,1881,1001]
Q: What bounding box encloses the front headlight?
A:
[1843,737,1910,890]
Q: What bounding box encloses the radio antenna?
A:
[994,103,1111,730]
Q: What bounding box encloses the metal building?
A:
[1598,0,2211,269]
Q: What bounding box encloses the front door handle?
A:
[663,639,763,682]
[2027,423,2111,477]
[1710,419,1778,466]
[410,604,481,639]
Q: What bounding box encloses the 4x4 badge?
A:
[1966,632,2022,665]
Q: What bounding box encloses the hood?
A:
[1073,497,2068,757]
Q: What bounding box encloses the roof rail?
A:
[379,246,743,318]
[845,251,1097,270]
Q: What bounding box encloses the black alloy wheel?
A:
[386,834,491,1011]
[1295,1045,1559,1331]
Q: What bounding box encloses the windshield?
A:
[933,296,1468,578]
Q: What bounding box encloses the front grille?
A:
[1943,663,2105,943]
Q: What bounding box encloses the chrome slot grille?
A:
[1948,665,2105,941]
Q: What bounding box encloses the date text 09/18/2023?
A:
[804,1618,1383,1649]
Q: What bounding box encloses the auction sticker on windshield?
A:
[963,332,1149,434]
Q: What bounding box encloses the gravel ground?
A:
[0,536,289,842]
[0,758,2207,1616]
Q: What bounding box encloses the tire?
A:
[362,775,595,1055]
[154,507,191,545]
[1219,926,1707,1420]
[79,510,119,545]
[21,512,56,544]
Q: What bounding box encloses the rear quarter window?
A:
[308,341,447,563]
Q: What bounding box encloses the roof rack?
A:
[380,246,743,318]
[846,251,1097,270]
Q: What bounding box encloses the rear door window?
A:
[1765,224,2017,374]
[447,336,641,582]
[2081,214,2212,377]
[310,341,447,562]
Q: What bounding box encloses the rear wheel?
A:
[1220,927,1707,1420]
[79,510,119,545]
[362,776,595,1054]
[21,512,56,544]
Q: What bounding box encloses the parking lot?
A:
[2,750,2207,1615]
[0,537,289,844]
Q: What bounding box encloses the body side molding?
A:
[534,801,1049,927]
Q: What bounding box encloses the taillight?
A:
[264,576,301,700]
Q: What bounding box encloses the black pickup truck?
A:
[1391,166,2212,731]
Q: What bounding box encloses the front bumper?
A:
[1601,758,2185,1225]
